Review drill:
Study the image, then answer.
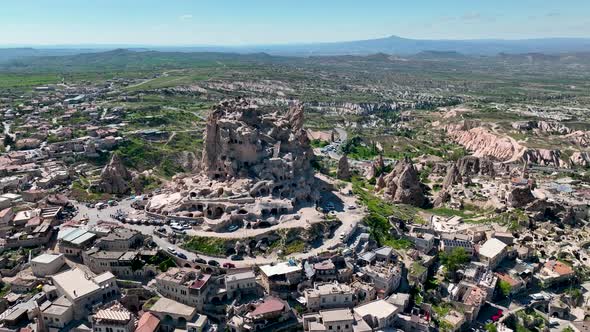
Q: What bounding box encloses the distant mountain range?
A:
[2,35,590,62]
[229,35,590,56]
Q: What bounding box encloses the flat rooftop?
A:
[150,297,196,319]
[32,253,63,264]
[51,268,100,300]
[354,299,398,319]
[260,261,301,277]
[319,308,354,322]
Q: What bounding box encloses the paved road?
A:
[334,127,347,142]
[71,182,364,268]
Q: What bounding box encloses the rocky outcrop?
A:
[383,158,427,207]
[433,190,451,208]
[447,123,524,161]
[441,164,462,189]
[201,98,315,185]
[375,174,386,191]
[376,154,385,171]
[569,152,590,167]
[337,155,351,180]
[525,199,566,222]
[507,187,536,208]
[434,164,461,207]
[567,131,590,148]
[174,151,199,173]
[521,149,564,168]
[447,121,587,168]
[512,120,571,135]
[147,98,319,229]
[100,154,132,194]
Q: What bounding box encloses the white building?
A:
[478,238,508,269]
[353,299,399,330]
[360,263,402,295]
[225,270,257,299]
[41,295,74,331]
[303,309,358,332]
[155,267,212,310]
[31,253,65,277]
[304,282,356,312]
[259,261,302,294]
[51,268,119,319]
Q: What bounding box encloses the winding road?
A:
[72,181,364,268]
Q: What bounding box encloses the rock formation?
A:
[376,154,385,171]
[567,131,590,148]
[441,164,462,189]
[434,164,461,207]
[175,151,199,173]
[375,174,386,191]
[147,98,319,231]
[446,121,586,168]
[337,155,351,180]
[507,186,536,208]
[512,120,571,135]
[383,158,427,207]
[456,155,495,177]
[99,154,132,194]
[433,190,451,208]
[446,122,523,161]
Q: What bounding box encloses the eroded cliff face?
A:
[446,121,589,168]
[99,154,132,194]
[446,122,524,162]
[512,120,571,135]
[383,158,427,207]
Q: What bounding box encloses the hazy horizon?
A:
[3,34,590,49]
[1,0,590,46]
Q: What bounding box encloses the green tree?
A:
[3,134,14,148]
[440,247,470,272]
[485,323,498,332]
[498,280,512,298]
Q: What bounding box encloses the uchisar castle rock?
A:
[146,98,319,231]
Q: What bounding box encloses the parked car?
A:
[171,225,186,234]
[227,225,239,232]
[157,227,167,233]
[167,247,177,255]
[176,252,187,259]
[223,262,236,268]
[182,224,191,230]
[193,257,207,264]
[230,254,244,261]
[208,260,220,267]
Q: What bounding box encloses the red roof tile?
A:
[190,274,211,289]
[250,298,285,316]
[136,312,160,332]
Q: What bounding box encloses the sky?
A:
[1,0,589,46]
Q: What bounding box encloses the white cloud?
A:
[179,14,193,21]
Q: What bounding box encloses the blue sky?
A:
[1,0,589,45]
